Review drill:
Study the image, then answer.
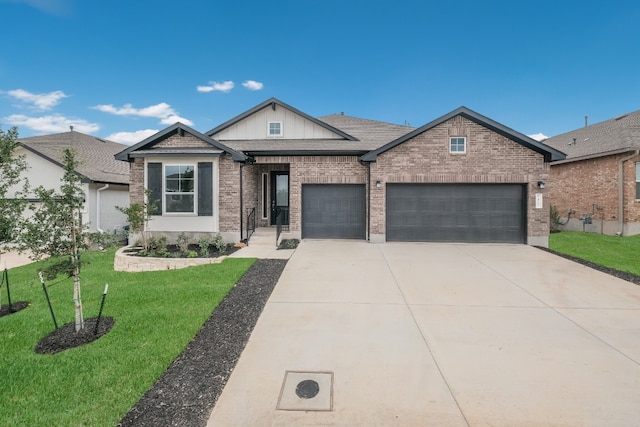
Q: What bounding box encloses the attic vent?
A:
[568,138,576,145]
[615,114,628,121]
[178,128,185,137]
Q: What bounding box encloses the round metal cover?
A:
[295,379,320,399]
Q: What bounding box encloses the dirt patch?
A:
[35,317,115,355]
[0,301,30,318]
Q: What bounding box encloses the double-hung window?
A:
[450,137,466,154]
[165,164,195,213]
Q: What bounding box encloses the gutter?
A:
[617,150,639,236]
[96,184,109,233]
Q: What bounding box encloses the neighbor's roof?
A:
[220,114,415,155]
[18,131,130,185]
[361,106,566,162]
[543,110,640,163]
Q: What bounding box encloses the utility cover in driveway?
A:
[302,184,366,239]
[386,183,525,243]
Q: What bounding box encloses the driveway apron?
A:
[207,241,640,426]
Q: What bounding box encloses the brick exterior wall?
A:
[550,152,640,235]
[369,116,550,244]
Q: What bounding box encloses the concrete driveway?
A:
[208,241,640,426]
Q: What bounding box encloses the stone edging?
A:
[114,246,227,272]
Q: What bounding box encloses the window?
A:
[165,164,195,213]
[262,173,269,219]
[450,137,466,153]
[636,163,640,199]
[268,121,282,137]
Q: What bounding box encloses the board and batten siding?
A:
[211,105,341,140]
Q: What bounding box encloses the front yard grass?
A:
[0,248,254,426]
[549,231,640,276]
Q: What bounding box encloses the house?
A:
[15,129,130,234]
[115,98,565,247]
[543,110,640,236]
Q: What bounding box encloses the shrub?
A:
[177,232,190,254]
[197,236,212,257]
[550,205,561,233]
[212,234,226,253]
[278,239,299,250]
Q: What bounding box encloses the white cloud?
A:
[3,114,99,134]
[106,129,158,145]
[197,81,235,93]
[242,80,263,91]
[6,89,68,110]
[92,102,194,126]
[528,132,548,141]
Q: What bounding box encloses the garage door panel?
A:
[387,184,525,243]
[302,184,366,239]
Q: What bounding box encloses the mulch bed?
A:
[117,258,287,427]
[0,301,30,318]
[35,316,116,354]
[537,246,640,286]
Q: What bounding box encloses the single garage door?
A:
[386,184,525,243]
[302,184,366,239]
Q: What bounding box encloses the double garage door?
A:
[302,184,366,239]
[386,184,526,243]
[301,183,526,243]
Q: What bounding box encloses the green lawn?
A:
[549,231,640,276]
[0,248,254,427]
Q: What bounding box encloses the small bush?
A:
[550,205,561,233]
[86,231,121,249]
[197,236,212,257]
[278,239,299,250]
[177,232,190,254]
[212,234,226,253]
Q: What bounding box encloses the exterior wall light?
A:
[376,180,382,188]
[537,181,545,189]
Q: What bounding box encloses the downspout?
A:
[239,163,244,242]
[366,161,371,241]
[96,184,109,233]
[617,150,639,236]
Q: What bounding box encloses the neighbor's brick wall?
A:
[369,116,550,241]
[550,153,640,228]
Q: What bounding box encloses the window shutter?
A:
[198,162,213,216]
[147,162,162,215]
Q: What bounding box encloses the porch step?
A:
[247,227,280,247]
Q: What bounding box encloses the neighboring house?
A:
[115,98,565,247]
[543,110,640,236]
[14,129,130,234]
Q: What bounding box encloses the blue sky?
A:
[1,0,639,145]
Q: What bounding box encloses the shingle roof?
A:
[361,106,566,162]
[221,115,414,155]
[18,131,129,185]
[320,114,415,148]
[543,110,640,162]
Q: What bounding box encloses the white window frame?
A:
[267,121,283,137]
[636,163,640,200]
[449,136,466,154]
[164,163,197,214]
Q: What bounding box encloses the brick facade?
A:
[369,116,550,244]
[550,152,640,235]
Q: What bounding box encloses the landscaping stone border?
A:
[114,246,227,272]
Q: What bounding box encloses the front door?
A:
[270,172,289,225]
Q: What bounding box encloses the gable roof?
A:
[218,114,415,156]
[361,106,566,163]
[542,109,640,163]
[206,97,358,141]
[115,122,247,162]
[18,131,129,185]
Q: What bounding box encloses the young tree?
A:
[0,126,29,244]
[17,148,87,331]
[116,189,156,251]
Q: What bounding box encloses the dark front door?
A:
[270,172,289,225]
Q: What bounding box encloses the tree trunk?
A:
[73,263,84,332]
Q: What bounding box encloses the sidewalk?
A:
[229,228,295,259]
